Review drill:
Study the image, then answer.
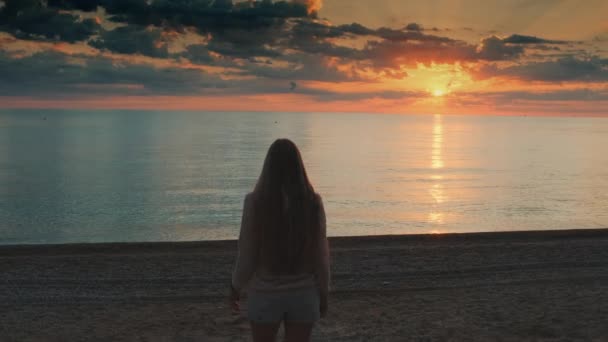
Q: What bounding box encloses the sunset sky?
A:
[1,0,607,115]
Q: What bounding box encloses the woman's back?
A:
[255,189,322,274]
[232,191,328,292]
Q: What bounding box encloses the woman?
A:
[230,138,330,342]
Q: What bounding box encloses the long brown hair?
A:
[252,138,321,275]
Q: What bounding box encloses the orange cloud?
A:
[294,0,323,14]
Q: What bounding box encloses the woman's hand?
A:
[229,284,240,314]
[320,292,328,318]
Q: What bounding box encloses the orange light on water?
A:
[431,114,444,169]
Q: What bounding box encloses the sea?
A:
[1,109,607,244]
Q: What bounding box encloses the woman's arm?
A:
[231,193,257,293]
[315,195,330,314]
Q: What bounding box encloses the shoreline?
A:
[1,227,607,341]
[1,227,606,253]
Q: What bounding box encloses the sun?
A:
[432,89,446,97]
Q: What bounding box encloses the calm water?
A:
[1,109,607,244]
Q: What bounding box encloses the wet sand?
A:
[1,229,607,341]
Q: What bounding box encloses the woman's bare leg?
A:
[284,322,314,342]
[250,322,281,342]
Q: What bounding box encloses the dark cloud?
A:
[1,0,314,45]
[475,56,608,82]
[285,25,534,71]
[292,21,347,39]
[337,22,375,36]
[49,0,311,30]
[290,20,375,39]
[288,36,362,59]
[90,26,169,58]
[526,45,562,52]
[182,44,214,64]
[361,39,476,68]
[206,39,281,59]
[1,0,549,74]
[47,0,98,12]
[375,27,454,43]
[0,49,361,98]
[344,32,572,71]
[0,50,229,96]
[211,26,284,52]
[287,21,370,60]
[0,0,100,42]
[502,34,567,45]
[476,36,524,61]
[288,21,376,52]
[231,53,359,82]
[286,24,473,71]
[474,34,569,61]
[404,23,423,32]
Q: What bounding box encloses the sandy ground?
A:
[1,229,607,341]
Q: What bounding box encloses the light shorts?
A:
[247,287,321,323]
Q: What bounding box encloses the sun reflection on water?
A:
[432,115,444,169]
[428,114,446,225]
[428,212,445,225]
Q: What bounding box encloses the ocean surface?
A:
[1,109,607,244]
